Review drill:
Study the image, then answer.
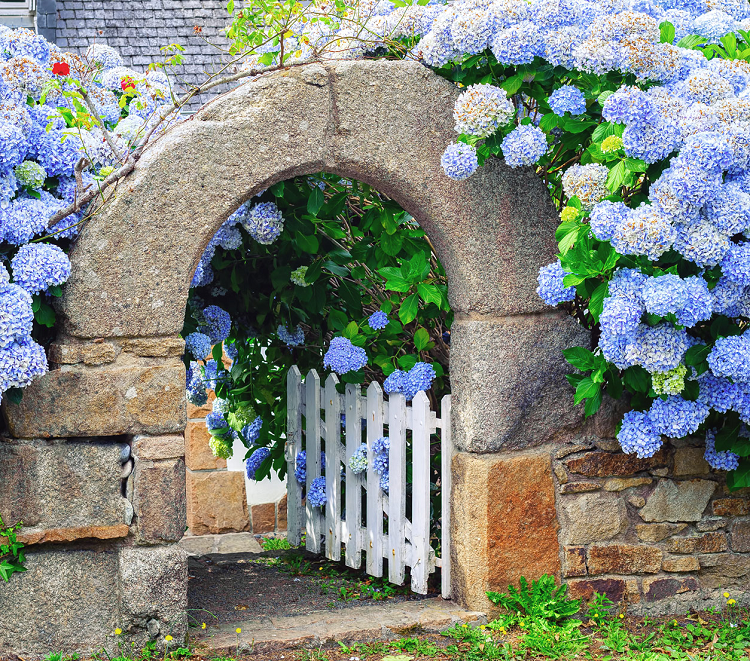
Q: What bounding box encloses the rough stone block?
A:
[0,439,128,532]
[215,532,263,554]
[451,314,587,453]
[0,547,120,654]
[15,524,129,545]
[451,451,560,611]
[640,479,716,522]
[697,517,726,532]
[713,498,750,516]
[133,458,187,543]
[559,482,600,494]
[186,470,250,535]
[665,532,727,554]
[586,545,662,575]
[731,521,750,552]
[643,577,699,602]
[186,420,226,470]
[4,361,186,438]
[121,337,185,357]
[132,434,185,461]
[187,390,215,419]
[662,556,700,572]
[119,546,188,643]
[252,502,276,533]
[277,494,288,531]
[635,523,687,543]
[49,341,118,365]
[559,491,628,545]
[697,553,750,589]
[563,547,587,577]
[565,449,668,478]
[567,578,628,604]
[604,477,653,491]
[673,447,710,476]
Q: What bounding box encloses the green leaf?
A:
[624,157,647,173]
[715,417,742,452]
[659,20,675,44]
[684,344,711,366]
[226,0,234,13]
[574,377,601,405]
[589,282,607,322]
[212,342,223,363]
[295,231,319,254]
[605,366,623,400]
[34,301,56,328]
[398,293,419,325]
[584,386,603,418]
[342,321,359,340]
[591,122,621,143]
[623,365,650,393]
[381,231,403,256]
[563,118,598,134]
[270,181,285,197]
[383,275,412,293]
[307,187,324,216]
[304,260,322,284]
[539,113,561,132]
[726,459,750,491]
[501,74,524,96]
[562,347,597,371]
[417,283,442,307]
[676,34,705,49]
[414,327,430,351]
[606,161,627,192]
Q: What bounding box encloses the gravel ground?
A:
[187,550,438,627]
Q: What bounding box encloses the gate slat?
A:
[285,366,303,546]
[324,374,341,561]
[441,395,452,599]
[410,391,430,594]
[305,370,322,554]
[344,384,363,568]
[366,382,384,577]
[388,392,407,585]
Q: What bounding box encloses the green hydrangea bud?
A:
[601,135,624,154]
[208,435,233,459]
[560,206,579,223]
[652,365,687,396]
[99,165,115,178]
[14,161,46,189]
[227,403,256,430]
[290,266,310,287]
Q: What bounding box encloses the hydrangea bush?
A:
[0,27,177,402]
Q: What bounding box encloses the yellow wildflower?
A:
[202,622,207,630]
[165,635,173,642]
[728,599,736,605]
[619,614,624,619]
[115,628,122,635]
[236,628,242,634]
[724,592,730,598]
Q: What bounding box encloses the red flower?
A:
[121,76,136,92]
[52,62,70,76]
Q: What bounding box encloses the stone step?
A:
[193,598,486,654]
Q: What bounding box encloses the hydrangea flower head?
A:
[368,310,388,330]
[500,125,548,167]
[617,410,663,458]
[307,476,327,507]
[290,266,310,287]
[708,334,750,383]
[348,443,368,474]
[548,85,586,116]
[14,160,45,188]
[441,142,478,180]
[561,163,609,209]
[453,84,514,137]
[278,324,305,347]
[242,202,284,244]
[186,362,208,406]
[184,332,212,361]
[537,260,575,306]
[648,395,709,438]
[202,305,231,343]
[0,336,47,394]
[704,428,740,471]
[0,283,33,348]
[245,447,271,480]
[652,365,688,396]
[323,337,368,375]
[10,243,70,295]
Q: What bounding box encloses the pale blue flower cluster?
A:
[440,142,478,180]
[186,362,208,406]
[368,310,389,330]
[348,443,368,474]
[500,125,548,168]
[536,259,576,306]
[323,336,368,374]
[10,243,70,295]
[245,447,270,480]
[278,324,305,347]
[371,436,390,492]
[307,476,327,507]
[548,85,586,116]
[383,362,436,401]
[704,428,740,471]
[242,416,263,445]
[241,201,285,245]
[185,332,212,361]
[295,450,326,484]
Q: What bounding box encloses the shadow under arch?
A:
[5,60,590,618]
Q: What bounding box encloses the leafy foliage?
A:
[486,575,581,624]
[0,513,26,582]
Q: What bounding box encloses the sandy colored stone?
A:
[586,544,662,575]
[553,464,569,484]
[594,438,622,452]
[565,449,668,477]
[252,502,276,533]
[712,498,750,516]
[639,479,716,522]
[651,468,669,477]
[662,556,700,572]
[560,481,600,494]
[133,458,187,543]
[665,532,727,554]
[628,495,646,508]
[635,523,687,543]
[4,361,186,438]
[673,447,711,476]
[215,532,264,554]
[563,547,587,577]
[187,390,215,419]
[698,553,750,589]
[121,337,185,357]
[452,451,561,611]
[604,477,652,492]
[186,470,250,535]
[643,577,698,602]
[132,434,185,460]
[277,494,288,531]
[731,521,750,552]
[11,524,129,546]
[697,517,726,532]
[49,341,118,365]
[186,420,226,470]
[555,444,591,459]
[559,491,628,545]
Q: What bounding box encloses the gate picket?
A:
[366,381,384,577]
[285,366,303,547]
[344,384,364,568]
[388,392,407,585]
[305,369,322,554]
[324,374,341,561]
[410,391,430,594]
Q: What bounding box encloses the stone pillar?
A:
[448,311,589,611]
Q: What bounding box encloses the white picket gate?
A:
[285,366,452,598]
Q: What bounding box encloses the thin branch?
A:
[77,85,125,162]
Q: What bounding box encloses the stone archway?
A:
[1,60,586,654]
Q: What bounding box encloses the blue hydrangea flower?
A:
[698,372,742,413]
[453,83,514,137]
[642,274,688,318]
[245,447,271,480]
[406,362,436,397]
[0,120,27,172]
[491,21,544,65]
[348,443,368,474]
[206,410,230,434]
[548,85,586,116]
[708,334,750,383]
[224,340,239,362]
[307,476,327,507]
[440,142,478,180]
[184,332,212,361]
[85,43,123,70]
[323,337,368,375]
[721,242,750,286]
[602,86,655,127]
[676,276,713,328]
[384,369,408,396]
[10,243,70,295]
[0,283,33,348]
[599,297,643,337]
[589,201,628,242]
[608,268,647,302]
[202,305,231,343]
[617,410,663,458]
[372,436,390,476]
[0,336,47,394]
[242,416,263,445]
[704,428,740,471]
[278,324,305,347]
[648,395,709,438]
[500,125,548,167]
[242,202,284,244]
[625,323,691,373]
[368,310,389,330]
[380,470,390,493]
[295,450,326,484]
[537,260,575,306]
[186,361,208,406]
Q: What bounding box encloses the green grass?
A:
[259,537,292,551]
